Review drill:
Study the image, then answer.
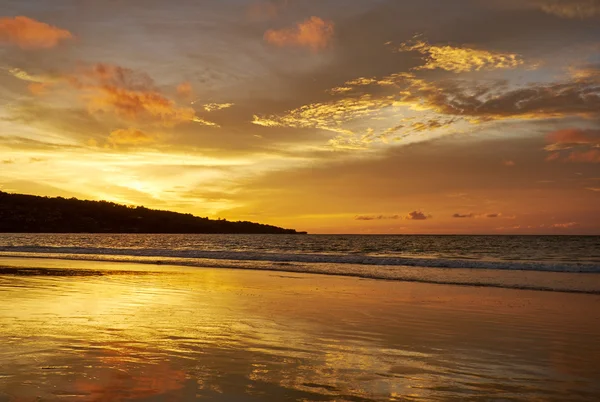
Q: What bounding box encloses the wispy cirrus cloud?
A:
[0,16,73,49]
[252,59,600,152]
[264,16,334,52]
[394,38,526,73]
[538,0,600,18]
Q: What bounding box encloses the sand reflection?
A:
[1,258,599,401]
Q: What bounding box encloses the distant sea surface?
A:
[1,234,599,293]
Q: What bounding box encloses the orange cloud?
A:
[176,81,193,99]
[264,16,334,52]
[547,128,600,147]
[108,128,154,146]
[565,149,600,163]
[27,82,52,95]
[0,16,72,49]
[545,129,600,163]
[86,86,196,125]
[30,63,216,127]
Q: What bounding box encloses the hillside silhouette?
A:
[0,191,304,234]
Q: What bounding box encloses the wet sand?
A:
[1,257,599,401]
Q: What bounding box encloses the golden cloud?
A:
[569,64,600,81]
[0,16,73,49]
[264,16,334,52]
[254,63,600,151]
[7,67,51,83]
[108,128,154,146]
[396,38,525,73]
[538,0,600,18]
[203,103,234,112]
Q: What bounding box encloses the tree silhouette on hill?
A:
[0,191,304,234]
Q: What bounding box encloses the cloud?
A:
[0,16,73,49]
[255,65,600,151]
[546,128,600,149]
[586,187,600,192]
[569,64,600,81]
[545,129,600,163]
[107,128,154,146]
[405,210,431,220]
[453,213,475,218]
[355,212,432,221]
[6,67,51,83]
[452,212,504,218]
[247,0,288,20]
[395,38,525,73]
[565,149,600,163]
[27,82,53,95]
[176,82,193,99]
[355,215,400,221]
[2,160,14,164]
[503,160,516,167]
[203,103,235,112]
[253,94,396,135]
[538,0,600,18]
[551,222,579,228]
[29,63,216,127]
[264,16,334,52]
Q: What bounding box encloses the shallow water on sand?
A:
[1,258,599,401]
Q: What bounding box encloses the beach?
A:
[1,257,599,401]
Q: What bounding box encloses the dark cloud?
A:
[405,210,431,220]
[453,213,475,218]
[355,215,400,221]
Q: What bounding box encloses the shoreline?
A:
[1,254,600,295]
[1,256,600,400]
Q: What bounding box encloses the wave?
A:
[0,245,598,273]
[1,250,599,295]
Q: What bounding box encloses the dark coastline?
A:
[0,191,304,234]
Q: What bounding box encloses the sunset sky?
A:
[1,0,599,234]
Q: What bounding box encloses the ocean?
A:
[1,234,600,401]
[0,234,599,293]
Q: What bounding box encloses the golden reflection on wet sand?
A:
[0,257,599,401]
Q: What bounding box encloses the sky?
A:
[1,0,600,234]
